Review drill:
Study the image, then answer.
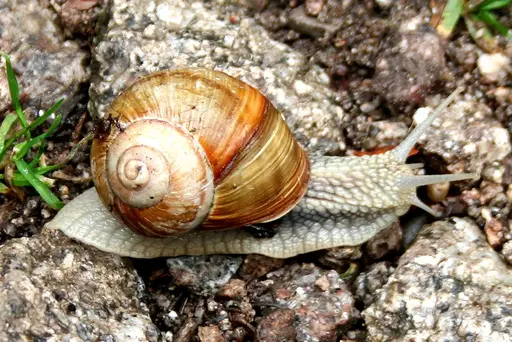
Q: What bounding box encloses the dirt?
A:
[0,106,93,244]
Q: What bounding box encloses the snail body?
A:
[47,68,476,258]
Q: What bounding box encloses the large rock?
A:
[251,263,356,341]
[372,18,447,106]
[89,0,346,155]
[363,218,512,341]
[0,229,159,341]
[0,0,89,116]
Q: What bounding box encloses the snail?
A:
[46,68,476,259]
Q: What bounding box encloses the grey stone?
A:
[288,5,342,39]
[251,263,356,341]
[166,255,243,296]
[89,0,346,155]
[503,240,512,266]
[363,218,512,341]
[53,0,109,38]
[354,262,395,306]
[0,229,159,341]
[0,0,89,117]
[372,18,447,105]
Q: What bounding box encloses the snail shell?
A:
[92,69,310,237]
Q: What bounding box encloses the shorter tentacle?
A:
[407,163,424,170]
[409,195,441,217]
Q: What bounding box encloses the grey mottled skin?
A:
[46,89,477,258]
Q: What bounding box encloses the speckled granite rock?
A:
[256,308,297,342]
[0,0,89,116]
[89,0,346,155]
[372,17,447,106]
[363,218,512,341]
[415,100,511,175]
[0,229,159,341]
[354,262,395,307]
[251,263,356,341]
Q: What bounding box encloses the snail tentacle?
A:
[392,87,462,163]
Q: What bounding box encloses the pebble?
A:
[217,279,247,299]
[251,263,356,340]
[477,53,511,83]
[375,0,393,9]
[198,325,226,342]
[256,309,297,342]
[239,254,285,280]
[364,221,402,260]
[167,255,243,296]
[484,218,507,249]
[305,0,325,16]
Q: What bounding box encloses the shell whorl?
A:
[108,136,170,208]
[94,119,215,237]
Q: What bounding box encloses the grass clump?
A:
[0,52,65,210]
[436,0,511,52]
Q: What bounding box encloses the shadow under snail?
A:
[46,68,477,259]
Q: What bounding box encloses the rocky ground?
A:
[0,0,511,341]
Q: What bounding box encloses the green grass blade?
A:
[0,98,64,156]
[14,114,62,160]
[29,140,46,168]
[0,181,9,194]
[0,114,17,152]
[10,164,63,187]
[12,173,56,187]
[477,10,512,38]
[14,159,63,209]
[0,98,64,162]
[437,0,464,38]
[0,52,30,139]
[8,97,64,143]
[32,164,64,174]
[478,0,512,11]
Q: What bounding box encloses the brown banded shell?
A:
[91,68,311,237]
